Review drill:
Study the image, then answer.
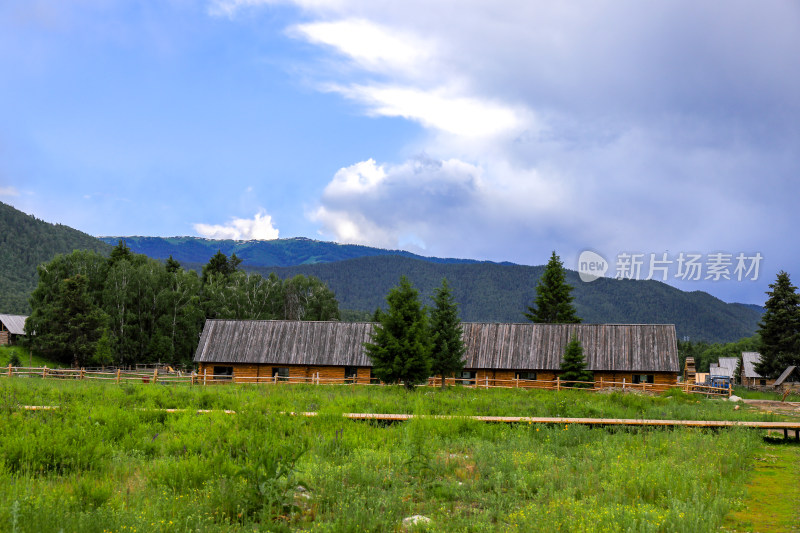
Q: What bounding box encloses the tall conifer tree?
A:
[365,276,431,389]
[755,271,800,377]
[525,251,581,323]
[560,335,593,386]
[429,278,466,389]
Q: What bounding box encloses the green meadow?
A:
[0,379,794,532]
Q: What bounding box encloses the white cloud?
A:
[0,186,19,197]
[330,84,527,138]
[193,210,280,240]
[312,155,568,256]
[293,19,432,76]
[212,0,800,302]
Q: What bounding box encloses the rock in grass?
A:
[729,395,742,402]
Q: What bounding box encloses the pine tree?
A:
[755,271,800,378]
[108,239,133,267]
[201,250,241,284]
[429,278,466,389]
[165,255,182,273]
[560,335,593,387]
[27,274,108,367]
[525,251,581,323]
[365,276,431,389]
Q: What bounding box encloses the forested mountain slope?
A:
[254,256,762,343]
[0,202,111,313]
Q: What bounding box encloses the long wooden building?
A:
[194,320,679,387]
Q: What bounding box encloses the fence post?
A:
[556,376,560,391]
[7,363,11,377]
[153,368,158,384]
[203,368,207,386]
[43,366,48,379]
[642,381,646,392]
[622,378,626,391]
[600,376,604,390]
[515,376,518,388]
[80,368,85,380]
[116,368,121,384]
[485,375,489,389]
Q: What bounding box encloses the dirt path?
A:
[741,400,800,418]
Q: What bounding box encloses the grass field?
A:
[733,385,800,403]
[0,379,795,532]
[0,346,68,369]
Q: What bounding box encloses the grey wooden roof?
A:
[460,323,678,372]
[713,357,739,378]
[195,320,374,367]
[741,352,763,379]
[0,314,28,335]
[194,320,679,372]
[773,366,799,387]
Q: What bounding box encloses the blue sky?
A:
[2,1,799,305]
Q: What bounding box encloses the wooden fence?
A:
[1,364,731,396]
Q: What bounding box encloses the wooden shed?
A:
[773,366,800,392]
[0,314,28,346]
[741,352,774,388]
[194,320,679,387]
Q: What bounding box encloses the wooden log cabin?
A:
[194,320,680,387]
[0,314,28,346]
[741,352,775,388]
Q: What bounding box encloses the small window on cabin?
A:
[457,371,476,385]
[213,366,233,381]
[272,367,290,381]
[631,374,654,384]
[760,379,767,386]
[515,371,537,381]
[344,366,358,382]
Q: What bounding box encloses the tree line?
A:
[24,242,339,368]
[367,252,593,388]
[677,270,800,379]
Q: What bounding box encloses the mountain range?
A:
[97,235,505,267]
[2,202,762,342]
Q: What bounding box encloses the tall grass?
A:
[0,379,781,532]
[0,346,65,369]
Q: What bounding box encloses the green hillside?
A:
[0,202,111,314]
[98,235,493,267]
[251,256,762,343]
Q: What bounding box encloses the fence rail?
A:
[1,364,732,396]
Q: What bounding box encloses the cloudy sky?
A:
[2,1,798,305]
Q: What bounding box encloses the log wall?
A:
[196,363,678,388]
[197,363,374,384]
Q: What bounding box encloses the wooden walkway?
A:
[20,406,800,438]
[295,412,800,438]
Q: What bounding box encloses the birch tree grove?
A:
[26,245,340,366]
